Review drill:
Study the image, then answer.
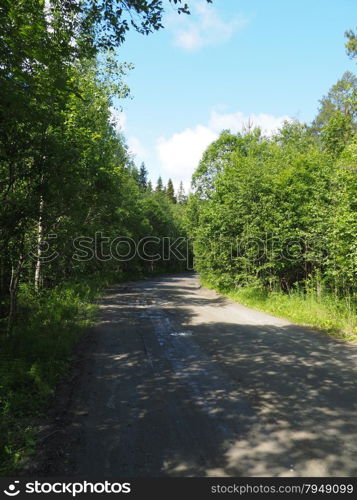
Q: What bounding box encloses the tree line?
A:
[0,0,193,333]
[187,69,357,303]
[0,0,205,474]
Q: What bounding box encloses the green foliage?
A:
[138,162,148,191]
[189,74,357,337]
[321,110,354,155]
[177,181,187,204]
[192,130,243,198]
[0,278,100,475]
[312,71,357,132]
[203,280,356,342]
[155,176,164,192]
[0,0,191,474]
[345,27,357,60]
[166,178,177,203]
[57,0,212,53]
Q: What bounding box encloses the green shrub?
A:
[0,278,101,475]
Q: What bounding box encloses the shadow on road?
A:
[30,274,357,477]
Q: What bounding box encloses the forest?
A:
[0,0,356,475]
[187,70,357,336]
[0,0,193,474]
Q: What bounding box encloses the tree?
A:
[321,110,355,156]
[0,0,208,471]
[166,178,176,203]
[131,165,140,184]
[192,130,242,198]
[48,0,213,57]
[138,162,148,190]
[177,181,187,204]
[276,120,315,151]
[345,28,357,60]
[155,176,164,192]
[187,94,356,298]
[312,72,357,132]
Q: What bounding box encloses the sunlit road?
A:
[36,274,357,477]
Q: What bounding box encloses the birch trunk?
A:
[34,197,44,291]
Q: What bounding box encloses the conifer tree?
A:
[177,181,187,204]
[166,178,176,203]
[138,162,148,190]
[156,176,164,192]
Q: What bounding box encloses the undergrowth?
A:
[0,274,109,475]
[201,278,357,343]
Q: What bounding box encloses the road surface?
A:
[34,274,357,477]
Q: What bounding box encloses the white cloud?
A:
[176,28,202,51]
[156,109,291,189]
[128,136,149,161]
[156,125,217,190]
[209,110,291,136]
[169,1,247,51]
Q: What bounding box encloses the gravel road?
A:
[35,273,357,477]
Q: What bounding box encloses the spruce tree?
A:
[166,178,177,203]
[177,181,187,204]
[138,162,148,190]
[156,176,164,192]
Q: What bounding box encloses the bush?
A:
[0,278,100,475]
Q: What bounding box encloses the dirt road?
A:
[36,274,357,477]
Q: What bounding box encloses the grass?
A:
[0,274,109,476]
[201,278,357,343]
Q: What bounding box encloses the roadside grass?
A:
[201,279,357,342]
[0,273,113,476]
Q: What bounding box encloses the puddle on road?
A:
[170,331,193,337]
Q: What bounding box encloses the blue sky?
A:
[112,0,357,191]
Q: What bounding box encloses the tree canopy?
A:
[187,73,357,298]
